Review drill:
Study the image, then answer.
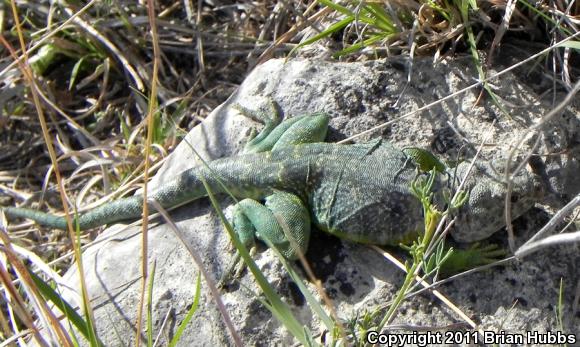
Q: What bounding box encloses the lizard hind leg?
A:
[433,242,507,276]
[234,191,311,260]
[219,192,311,287]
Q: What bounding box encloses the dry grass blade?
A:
[0,0,99,80]
[370,245,478,329]
[0,228,70,346]
[503,77,580,251]
[339,30,580,144]
[516,229,580,259]
[133,0,162,345]
[2,5,98,345]
[486,0,518,66]
[515,194,580,259]
[0,259,43,345]
[146,199,243,347]
[60,6,144,91]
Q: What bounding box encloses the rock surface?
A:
[58,56,579,346]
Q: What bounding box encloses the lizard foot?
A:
[437,242,507,276]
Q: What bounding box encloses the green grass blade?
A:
[317,0,355,17]
[27,270,103,346]
[169,272,202,347]
[290,16,353,57]
[310,0,397,59]
[201,179,308,344]
[517,0,573,36]
[361,4,396,33]
[334,33,391,57]
[556,41,580,50]
[68,56,87,91]
[264,240,334,332]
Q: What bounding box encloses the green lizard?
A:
[1,110,550,263]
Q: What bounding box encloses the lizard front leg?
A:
[234,102,329,153]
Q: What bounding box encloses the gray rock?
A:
[55,57,579,346]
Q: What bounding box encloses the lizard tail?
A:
[2,150,290,231]
[2,194,145,230]
[1,160,264,231]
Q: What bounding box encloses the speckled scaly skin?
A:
[1,113,551,258]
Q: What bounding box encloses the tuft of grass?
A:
[291,0,399,58]
[376,168,453,332]
[27,269,103,346]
